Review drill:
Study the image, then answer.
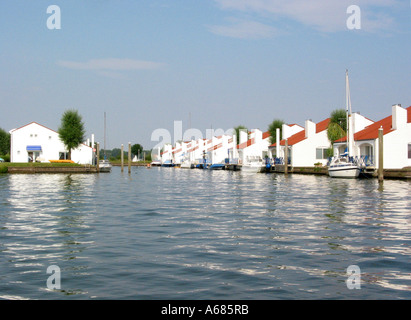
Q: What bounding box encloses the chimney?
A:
[239,129,248,144]
[305,120,316,138]
[254,129,262,142]
[392,104,406,130]
[276,128,280,158]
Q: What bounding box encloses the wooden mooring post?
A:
[96,143,100,172]
[128,142,131,174]
[121,144,124,172]
[284,139,288,175]
[378,126,384,182]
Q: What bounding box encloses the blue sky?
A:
[1,0,410,149]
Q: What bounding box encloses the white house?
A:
[206,134,236,164]
[269,112,374,168]
[161,144,173,163]
[237,129,271,164]
[185,139,207,164]
[268,123,304,159]
[334,104,411,169]
[275,118,332,167]
[9,122,94,165]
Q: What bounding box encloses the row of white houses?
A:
[160,104,411,170]
[7,104,411,170]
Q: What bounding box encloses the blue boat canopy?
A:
[26,145,42,151]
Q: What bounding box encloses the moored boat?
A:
[161,160,175,167]
[328,156,360,178]
[209,163,225,170]
[180,160,194,169]
[150,160,162,167]
[99,159,112,172]
[328,70,361,179]
[241,156,264,173]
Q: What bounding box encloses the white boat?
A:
[99,159,112,172]
[180,161,193,169]
[328,70,361,179]
[328,155,360,178]
[241,156,264,173]
[150,160,162,167]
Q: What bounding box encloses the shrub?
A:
[0,154,10,162]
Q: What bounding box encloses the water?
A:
[0,167,410,300]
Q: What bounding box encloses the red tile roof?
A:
[237,131,270,149]
[335,106,411,142]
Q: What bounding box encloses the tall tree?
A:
[0,127,10,155]
[131,144,143,157]
[267,119,284,145]
[58,110,85,160]
[233,125,248,145]
[327,109,347,144]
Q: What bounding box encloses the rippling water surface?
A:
[0,167,410,299]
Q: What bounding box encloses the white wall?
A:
[291,123,330,167]
[380,105,411,169]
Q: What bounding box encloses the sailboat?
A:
[328,70,360,178]
[99,112,112,172]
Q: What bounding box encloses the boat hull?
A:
[328,165,360,178]
[99,160,112,172]
[241,164,264,173]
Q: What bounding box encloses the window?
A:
[408,144,411,159]
[59,152,68,160]
[316,148,328,160]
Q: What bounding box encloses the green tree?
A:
[144,150,152,162]
[330,109,347,132]
[0,127,10,156]
[131,144,143,157]
[233,125,248,145]
[267,119,284,145]
[327,109,347,144]
[58,109,86,160]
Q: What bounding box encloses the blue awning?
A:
[26,145,42,151]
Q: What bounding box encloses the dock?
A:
[7,166,98,174]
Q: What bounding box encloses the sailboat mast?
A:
[104,112,107,159]
[346,70,354,157]
[346,70,349,156]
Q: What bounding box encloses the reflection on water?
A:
[0,169,410,299]
[1,174,98,298]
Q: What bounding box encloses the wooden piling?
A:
[121,144,124,172]
[284,139,288,175]
[96,143,100,172]
[128,142,131,174]
[378,127,384,182]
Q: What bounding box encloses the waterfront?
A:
[0,167,410,300]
